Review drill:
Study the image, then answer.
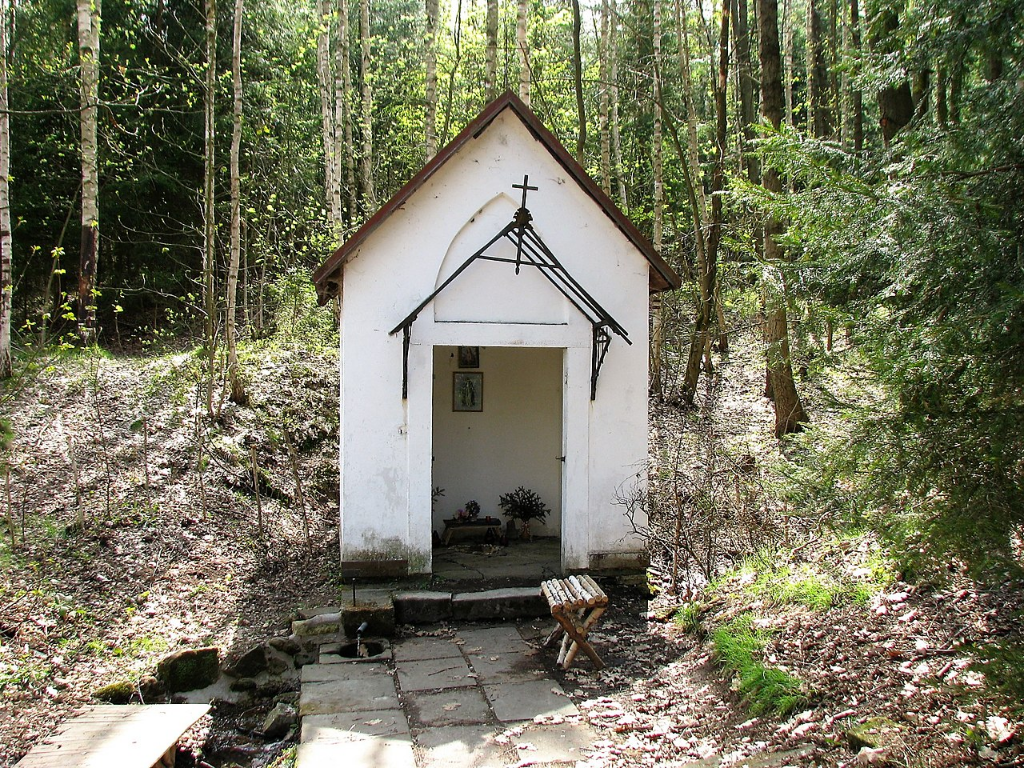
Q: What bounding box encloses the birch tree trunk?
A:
[359,0,376,210]
[336,0,357,223]
[424,0,438,158]
[571,0,586,164]
[317,0,341,236]
[650,0,666,396]
[598,0,611,193]
[485,0,498,100]
[227,0,247,404]
[77,0,101,342]
[203,0,217,417]
[0,0,11,378]
[609,0,627,210]
[759,0,808,436]
[516,0,529,105]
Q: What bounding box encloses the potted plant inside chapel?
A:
[498,486,549,541]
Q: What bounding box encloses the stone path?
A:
[296,624,599,768]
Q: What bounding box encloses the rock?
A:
[292,612,342,642]
[157,646,220,693]
[847,717,903,751]
[275,691,300,705]
[93,680,135,704]
[230,677,259,692]
[225,645,271,678]
[139,674,164,698]
[262,702,298,738]
[294,651,316,667]
[268,636,303,656]
[266,648,292,675]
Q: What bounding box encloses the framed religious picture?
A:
[453,372,483,412]
[457,345,480,369]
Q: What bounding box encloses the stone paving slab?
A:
[456,625,531,652]
[299,671,400,716]
[392,636,464,662]
[500,721,600,764]
[415,725,513,768]
[466,648,547,684]
[397,654,475,692]
[482,680,579,722]
[404,687,493,728]
[301,661,394,684]
[296,735,416,768]
[302,710,410,741]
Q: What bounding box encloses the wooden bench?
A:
[441,516,503,545]
[541,575,609,670]
[15,704,210,768]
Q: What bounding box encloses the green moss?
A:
[93,680,136,703]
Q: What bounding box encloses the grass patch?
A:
[712,613,809,717]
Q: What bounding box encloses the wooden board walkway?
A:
[15,704,210,768]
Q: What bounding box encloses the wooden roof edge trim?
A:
[312,91,682,301]
[311,93,518,299]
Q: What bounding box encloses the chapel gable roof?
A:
[312,92,681,303]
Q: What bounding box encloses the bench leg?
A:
[559,606,606,670]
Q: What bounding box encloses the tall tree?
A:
[0,0,10,377]
[424,0,439,158]
[76,0,101,341]
[870,0,913,147]
[203,0,217,416]
[849,0,864,152]
[337,0,357,223]
[317,0,341,234]
[681,0,729,404]
[359,0,376,210]
[516,0,529,104]
[571,0,586,164]
[485,0,498,100]
[227,0,246,404]
[650,0,666,395]
[807,0,833,137]
[609,0,627,210]
[598,0,612,193]
[759,0,808,436]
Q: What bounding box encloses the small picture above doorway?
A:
[457,345,480,368]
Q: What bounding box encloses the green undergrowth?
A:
[711,613,809,717]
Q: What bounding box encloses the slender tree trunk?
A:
[935,66,947,126]
[485,0,498,100]
[676,0,705,218]
[227,0,246,405]
[783,0,794,126]
[598,0,611,193]
[317,0,340,233]
[337,0,356,224]
[359,0,375,210]
[732,0,758,181]
[609,0,627,210]
[203,0,217,418]
[571,0,586,164]
[650,0,665,396]
[516,0,529,104]
[682,0,728,405]
[0,0,11,378]
[424,0,438,158]
[76,0,101,342]
[850,0,863,151]
[439,0,462,144]
[807,0,832,137]
[759,0,808,437]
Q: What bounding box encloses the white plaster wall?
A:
[431,346,563,537]
[338,108,650,574]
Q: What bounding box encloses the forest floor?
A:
[0,331,1022,767]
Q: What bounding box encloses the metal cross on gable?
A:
[511,175,538,274]
[391,173,631,400]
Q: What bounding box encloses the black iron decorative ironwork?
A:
[391,177,630,400]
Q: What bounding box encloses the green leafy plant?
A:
[712,613,809,717]
[499,487,549,540]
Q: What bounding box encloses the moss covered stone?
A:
[156,646,220,693]
[93,680,135,703]
[847,717,903,750]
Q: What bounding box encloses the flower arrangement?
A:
[498,487,549,540]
